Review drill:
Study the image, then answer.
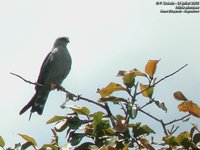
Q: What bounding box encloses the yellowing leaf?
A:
[46,115,66,124]
[54,119,68,132]
[174,91,188,101]
[105,128,116,135]
[131,68,147,77]
[177,131,190,143]
[139,83,154,98]
[116,70,127,77]
[69,105,90,115]
[99,145,107,150]
[108,146,116,150]
[116,115,127,133]
[97,82,125,97]
[0,136,5,148]
[138,138,154,150]
[178,101,200,118]
[163,135,179,146]
[41,144,58,150]
[122,143,131,150]
[145,59,160,78]
[18,134,37,146]
[177,131,190,148]
[116,120,127,133]
[117,68,146,77]
[116,114,125,121]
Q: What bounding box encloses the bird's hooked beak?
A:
[62,37,70,43]
[64,37,70,43]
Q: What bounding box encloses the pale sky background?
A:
[0,0,200,148]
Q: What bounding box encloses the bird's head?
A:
[54,37,70,47]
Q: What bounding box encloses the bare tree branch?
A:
[10,72,49,89]
[137,64,188,95]
[164,114,191,126]
[139,109,168,135]
[10,72,107,109]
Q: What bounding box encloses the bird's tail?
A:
[19,90,50,118]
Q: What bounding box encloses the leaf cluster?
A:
[1,59,200,150]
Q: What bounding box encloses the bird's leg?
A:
[51,83,65,91]
[51,83,58,90]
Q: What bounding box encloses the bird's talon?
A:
[51,83,58,90]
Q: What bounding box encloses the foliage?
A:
[2,59,200,149]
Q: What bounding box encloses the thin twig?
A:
[139,109,168,135]
[164,114,191,126]
[10,72,49,88]
[137,64,188,95]
[139,110,192,136]
[154,64,188,86]
[79,95,106,110]
[138,100,153,110]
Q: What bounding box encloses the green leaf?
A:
[129,122,141,129]
[133,125,155,137]
[105,128,116,135]
[153,100,167,112]
[140,125,156,134]
[98,96,127,104]
[41,144,58,150]
[117,69,146,88]
[135,122,141,127]
[123,72,135,88]
[0,136,5,148]
[70,133,85,146]
[93,112,104,126]
[18,134,37,146]
[127,104,138,119]
[47,115,66,124]
[163,135,179,146]
[139,83,154,98]
[68,116,82,130]
[69,105,90,115]
[21,142,33,150]
[177,131,190,148]
[177,131,190,142]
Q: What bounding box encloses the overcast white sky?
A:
[0,0,200,148]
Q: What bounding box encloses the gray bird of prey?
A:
[19,37,72,119]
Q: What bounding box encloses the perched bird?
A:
[19,37,72,119]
